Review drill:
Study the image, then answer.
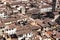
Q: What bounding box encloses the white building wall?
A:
[5,28,16,35]
[18,32,33,40]
[56,0,59,8]
[18,37,24,40]
[26,33,33,37]
[43,38,51,40]
[40,7,52,13]
[56,38,59,40]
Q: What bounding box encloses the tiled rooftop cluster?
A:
[0,0,60,40]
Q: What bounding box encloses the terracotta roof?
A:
[41,4,51,8]
[27,8,40,14]
[16,29,32,35]
[35,19,46,27]
[30,25,40,30]
[0,22,4,27]
[16,25,30,31]
[6,24,16,29]
[2,17,19,23]
[35,19,43,25]
[43,18,51,23]
[46,31,53,35]
[43,0,52,4]
[11,38,18,40]
[22,22,40,30]
[54,32,60,38]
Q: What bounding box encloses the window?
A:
[38,32,41,36]
[7,35,10,38]
[2,30,4,33]
[58,39,60,40]
[59,12,60,14]
[9,29,11,30]
[2,27,4,28]
[57,6,59,8]
[10,34,18,38]
[18,21,20,24]
[18,34,23,37]
[0,27,2,29]
[22,21,27,25]
[57,28,60,32]
[12,28,13,30]
[21,37,25,40]
[6,29,8,31]
[0,2,4,4]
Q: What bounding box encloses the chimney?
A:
[21,6,25,14]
